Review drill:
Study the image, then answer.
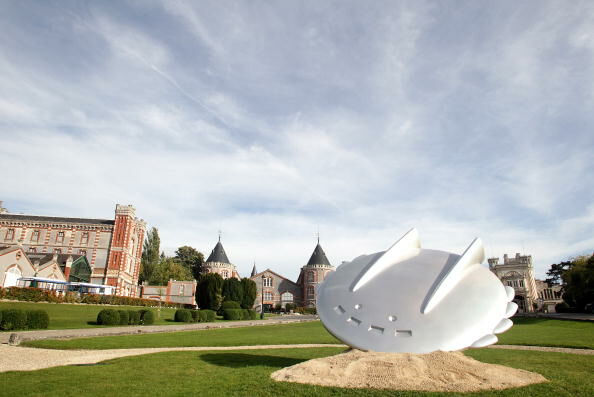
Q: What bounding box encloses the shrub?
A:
[285,303,296,312]
[0,310,2,325]
[240,309,251,320]
[555,302,572,313]
[0,309,28,330]
[26,310,50,329]
[118,310,130,325]
[140,310,155,325]
[190,310,201,323]
[203,309,216,322]
[247,309,257,320]
[197,310,207,322]
[128,310,141,325]
[174,309,193,323]
[218,300,241,315]
[223,309,242,321]
[97,309,120,325]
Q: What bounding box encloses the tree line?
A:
[546,253,594,312]
[138,227,258,310]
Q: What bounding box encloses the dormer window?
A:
[5,229,14,241]
[31,230,40,242]
[81,232,89,245]
[56,231,65,243]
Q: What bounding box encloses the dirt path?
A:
[0,343,591,373]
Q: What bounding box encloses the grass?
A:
[1,347,593,397]
[0,301,179,329]
[24,321,339,349]
[498,317,594,349]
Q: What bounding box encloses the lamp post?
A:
[261,275,265,319]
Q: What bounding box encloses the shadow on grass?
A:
[86,321,99,326]
[200,353,304,369]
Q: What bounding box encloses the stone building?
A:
[202,237,240,279]
[0,202,146,296]
[297,241,335,307]
[488,252,564,313]
[250,240,335,310]
[141,279,197,306]
[0,245,37,287]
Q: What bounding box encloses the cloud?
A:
[0,0,593,281]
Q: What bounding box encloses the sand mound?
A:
[271,349,547,392]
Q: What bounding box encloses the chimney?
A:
[503,254,508,263]
[64,255,73,279]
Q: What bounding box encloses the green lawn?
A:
[1,347,593,397]
[0,301,179,330]
[24,321,339,349]
[498,317,594,349]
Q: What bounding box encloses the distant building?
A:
[0,245,38,287]
[0,202,146,296]
[296,241,335,307]
[141,279,197,306]
[201,237,240,279]
[489,253,563,312]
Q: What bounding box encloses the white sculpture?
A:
[317,229,518,353]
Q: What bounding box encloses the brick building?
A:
[0,202,146,296]
[202,237,240,279]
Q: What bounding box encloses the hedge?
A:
[97,309,120,325]
[174,309,193,323]
[118,310,130,325]
[140,310,155,325]
[191,310,201,323]
[26,310,50,329]
[0,286,186,308]
[128,310,141,325]
[0,309,28,330]
[223,309,243,321]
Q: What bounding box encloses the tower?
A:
[298,239,335,307]
[201,235,239,279]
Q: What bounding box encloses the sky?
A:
[1,0,593,281]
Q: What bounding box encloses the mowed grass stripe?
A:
[2,347,593,397]
[24,321,341,350]
[498,317,594,350]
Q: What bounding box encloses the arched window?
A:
[281,292,293,302]
[307,271,315,282]
[3,266,22,287]
[307,285,315,298]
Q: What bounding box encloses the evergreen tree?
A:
[240,277,257,309]
[222,277,243,303]
[140,227,160,283]
[196,273,224,310]
[174,246,204,280]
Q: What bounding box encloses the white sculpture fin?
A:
[471,334,498,348]
[421,238,485,314]
[351,228,420,292]
[505,286,515,302]
[493,318,513,334]
[505,301,518,318]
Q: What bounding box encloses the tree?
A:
[561,254,594,312]
[140,227,160,283]
[240,277,257,309]
[545,261,571,285]
[196,273,224,310]
[222,277,243,303]
[149,257,193,286]
[174,246,204,280]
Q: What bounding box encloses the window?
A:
[78,249,87,257]
[29,247,37,253]
[54,248,62,254]
[264,291,273,301]
[31,230,40,242]
[179,285,185,295]
[81,232,89,245]
[307,285,315,299]
[3,266,22,287]
[5,229,15,241]
[56,231,65,243]
[281,292,293,302]
[263,277,273,287]
[221,270,229,279]
[519,280,524,288]
[307,271,315,282]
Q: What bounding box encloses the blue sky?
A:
[1,1,593,280]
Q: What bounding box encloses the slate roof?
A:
[205,241,231,264]
[306,243,332,267]
[250,263,258,277]
[0,213,114,225]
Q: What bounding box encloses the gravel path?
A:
[0,343,591,373]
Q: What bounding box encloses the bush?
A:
[26,310,50,329]
[203,309,216,322]
[190,310,201,323]
[247,309,257,320]
[197,310,208,322]
[285,303,296,312]
[174,309,193,323]
[223,309,242,321]
[128,310,141,325]
[240,309,251,320]
[555,302,572,313]
[0,309,28,330]
[0,310,2,325]
[117,310,130,325]
[97,309,120,325]
[218,300,241,315]
[140,310,155,325]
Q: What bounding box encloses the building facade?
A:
[0,202,146,296]
[297,242,335,307]
[202,238,240,279]
[141,279,197,306]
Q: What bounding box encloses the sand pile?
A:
[271,349,547,392]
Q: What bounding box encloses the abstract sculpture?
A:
[317,229,518,353]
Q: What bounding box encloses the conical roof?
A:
[306,243,331,267]
[250,263,258,277]
[206,241,230,264]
